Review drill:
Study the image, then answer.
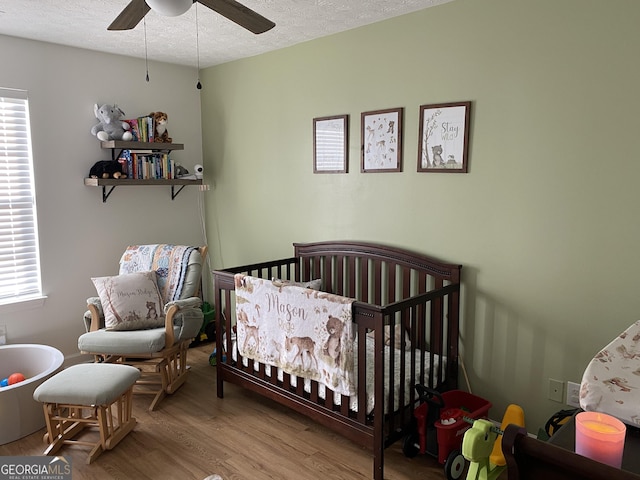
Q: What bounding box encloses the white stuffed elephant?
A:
[90,103,133,142]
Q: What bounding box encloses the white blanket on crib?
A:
[234,274,355,396]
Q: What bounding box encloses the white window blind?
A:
[0,88,42,303]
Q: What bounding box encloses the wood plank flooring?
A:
[0,344,447,480]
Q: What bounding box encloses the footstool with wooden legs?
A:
[33,363,140,464]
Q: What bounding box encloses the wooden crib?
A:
[212,240,462,480]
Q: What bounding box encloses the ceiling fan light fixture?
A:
[145,0,192,17]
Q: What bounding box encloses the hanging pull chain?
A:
[196,2,202,90]
[144,17,150,82]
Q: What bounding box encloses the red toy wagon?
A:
[403,385,492,480]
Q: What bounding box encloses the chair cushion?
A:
[92,271,165,331]
[78,326,181,355]
[179,248,203,299]
[33,363,140,406]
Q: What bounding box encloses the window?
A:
[0,88,42,304]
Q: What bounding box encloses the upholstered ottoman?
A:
[33,363,140,463]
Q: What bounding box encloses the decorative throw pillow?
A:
[91,271,165,331]
[271,277,322,290]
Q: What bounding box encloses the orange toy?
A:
[8,373,25,385]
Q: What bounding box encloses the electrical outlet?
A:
[548,378,564,402]
[566,381,581,408]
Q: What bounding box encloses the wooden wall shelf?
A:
[84,178,203,202]
[86,139,198,202]
[100,140,184,151]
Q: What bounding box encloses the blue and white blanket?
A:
[120,244,196,303]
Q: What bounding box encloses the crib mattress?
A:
[580,320,640,426]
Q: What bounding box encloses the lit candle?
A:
[575,411,626,468]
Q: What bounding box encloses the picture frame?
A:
[313,115,348,173]
[418,101,471,173]
[361,107,403,173]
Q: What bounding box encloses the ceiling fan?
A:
[108,0,276,34]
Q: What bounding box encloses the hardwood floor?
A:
[0,344,447,480]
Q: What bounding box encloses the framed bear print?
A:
[418,101,471,173]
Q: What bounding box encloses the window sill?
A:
[0,295,48,313]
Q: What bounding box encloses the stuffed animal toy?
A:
[89,160,126,179]
[175,163,189,177]
[91,104,133,142]
[150,111,172,143]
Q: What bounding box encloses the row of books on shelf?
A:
[124,115,155,142]
[118,150,177,180]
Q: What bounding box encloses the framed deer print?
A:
[418,101,471,173]
[361,107,403,173]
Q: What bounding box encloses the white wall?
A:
[0,35,205,363]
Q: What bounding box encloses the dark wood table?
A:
[549,413,640,474]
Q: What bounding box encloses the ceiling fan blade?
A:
[197,0,275,34]
[108,0,152,31]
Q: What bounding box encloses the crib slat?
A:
[431,277,444,387]
[397,309,409,416]
[357,321,367,424]
[447,283,460,389]
[312,256,321,282]
[361,258,369,303]
[409,306,418,408]
[415,274,426,352]
[373,259,382,306]
[348,256,356,298]
[340,395,349,416]
[295,259,302,283]
[387,262,396,304]
[295,376,304,397]
[386,332,396,424]
[322,255,332,289]
[335,255,344,296]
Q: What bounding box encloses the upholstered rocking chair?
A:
[78,244,208,411]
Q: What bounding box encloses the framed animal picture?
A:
[418,101,471,173]
[361,107,403,173]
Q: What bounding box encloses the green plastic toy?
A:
[462,404,525,480]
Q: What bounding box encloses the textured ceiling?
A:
[0,0,455,68]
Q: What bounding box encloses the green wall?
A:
[200,0,640,431]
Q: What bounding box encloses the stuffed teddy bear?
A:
[150,111,172,143]
[89,160,126,179]
[91,104,133,142]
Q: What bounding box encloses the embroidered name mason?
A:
[265,292,308,322]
